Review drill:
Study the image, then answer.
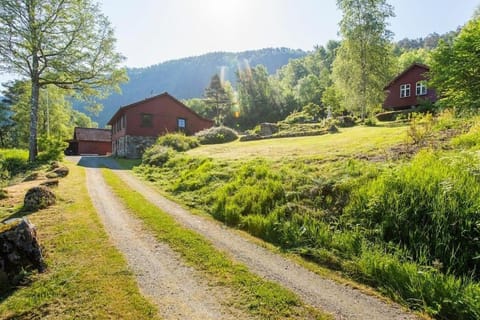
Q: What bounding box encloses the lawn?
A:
[187,125,409,161]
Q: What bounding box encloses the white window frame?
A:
[416,81,427,96]
[177,118,186,130]
[400,84,411,98]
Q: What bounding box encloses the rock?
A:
[259,123,279,136]
[23,186,56,211]
[46,166,69,179]
[40,179,59,188]
[52,166,69,178]
[0,218,45,289]
[49,161,60,170]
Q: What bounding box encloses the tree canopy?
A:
[0,0,126,161]
[430,16,480,110]
[332,0,395,120]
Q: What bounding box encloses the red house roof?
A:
[107,92,213,126]
[73,127,111,142]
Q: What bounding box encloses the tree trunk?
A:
[28,81,39,162]
[28,55,40,162]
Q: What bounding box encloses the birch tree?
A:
[0,0,126,161]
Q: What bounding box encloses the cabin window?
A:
[177,118,186,131]
[141,113,153,127]
[400,84,411,98]
[416,81,427,96]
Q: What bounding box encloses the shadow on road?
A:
[67,156,123,170]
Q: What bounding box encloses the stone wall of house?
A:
[126,135,156,158]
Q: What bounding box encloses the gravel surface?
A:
[74,156,419,320]
[79,156,245,320]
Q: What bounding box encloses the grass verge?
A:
[102,168,331,320]
[0,163,159,319]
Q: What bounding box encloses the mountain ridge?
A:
[79,47,307,127]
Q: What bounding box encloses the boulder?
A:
[49,161,60,170]
[24,186,56,211]
[259,123,279,136]
[0,218,45,289]
[46,166,69,179]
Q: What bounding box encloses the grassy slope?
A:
[0,163,159,319]
[187,125,408,160]
[102,169,330,320]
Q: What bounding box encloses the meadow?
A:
[135,117,480,320]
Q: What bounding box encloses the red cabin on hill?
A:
[66,127,112,155]
[383,63,437,111]
[107,92,214,158]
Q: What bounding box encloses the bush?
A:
[364,117,377,126]
[0,149,30,182]
[142,145,175,167]
[334,116,355,127]
[37,137,67,162]
[282,111,314,124]
[451,121,480,149]
[196,126,238,144]
[156,133,199,152]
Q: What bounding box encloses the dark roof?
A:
[73,127,111,142]
[107,92,214,125]
[384,63,430,90]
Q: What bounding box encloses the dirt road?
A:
[79,156,245,320]
[75,156,418,320]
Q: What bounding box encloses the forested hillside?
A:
[78,48,306,127]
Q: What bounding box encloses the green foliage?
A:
[37,137,68,162]
[346,150,480,278]
[203,74,234,125]
[141,145,175,167]
[156,133,199,152]
[0,149,29,182]
[0,0,126,161]
[407,113,435,144]
[333,0,396,120]
[451,122,480,149]
[430,17,480,110]
[282,111,314,124]
[195,126,238,144]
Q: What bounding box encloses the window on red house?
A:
[400,84,411,98]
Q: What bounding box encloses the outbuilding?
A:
[65,127,112,155]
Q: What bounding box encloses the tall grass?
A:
[134,138,480,318]
[0,149,30,185]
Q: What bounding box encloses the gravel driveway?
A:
[74,156,419,320]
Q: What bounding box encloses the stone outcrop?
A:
[0,218,45,289]
[23,186,56,211]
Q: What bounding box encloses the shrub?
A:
[195,126,238,144]
[364,117,377,126]
[142,145,174,167]
[334,116,355,127]
[282,111,314,124]
[0,149,30,181]
[407,113,434,145]
[156,133,199,152]
[451,121,480,149]
[37,137,67,162]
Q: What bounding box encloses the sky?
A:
[0,0,478,86]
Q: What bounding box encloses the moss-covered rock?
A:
[23,186,56,210]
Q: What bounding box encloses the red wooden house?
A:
[66,127,112,155]
[107,92,214,158]
[383,63,437,111]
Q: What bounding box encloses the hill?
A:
[78,48,307,127]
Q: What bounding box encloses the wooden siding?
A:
[383,64,437,111]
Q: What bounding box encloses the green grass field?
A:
[187,125,408,160]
